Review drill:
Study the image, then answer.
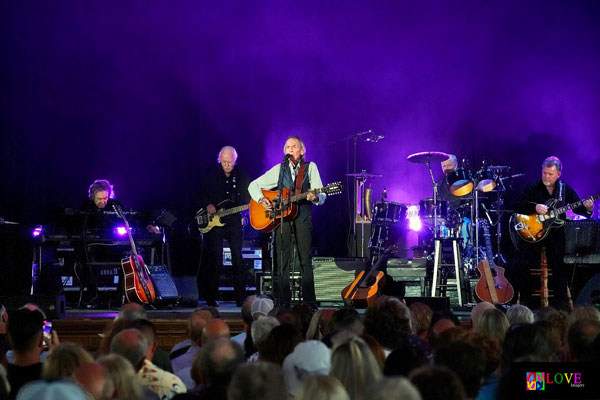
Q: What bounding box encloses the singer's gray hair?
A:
[283,136,306,154]
[542,156,562,172]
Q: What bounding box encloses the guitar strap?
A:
[295,163,306,195]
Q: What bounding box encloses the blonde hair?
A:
[42,342,94,379]
[330,336,382,399]
[97,353,144,400]
[296,375,350,400]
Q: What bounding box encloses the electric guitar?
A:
[474,219,514,304]
[195,200,250,234]
[113,204,156,304]
[512,195,598,242]
[249,182,343,232]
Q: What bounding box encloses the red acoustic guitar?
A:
[249,182,343,232]
[113,205,156,304]
[475,220,514,304]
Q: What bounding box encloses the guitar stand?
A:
[431,237,467,306]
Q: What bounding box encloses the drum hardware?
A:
[345,171,383,257]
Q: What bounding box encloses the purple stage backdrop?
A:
[2,1,600,273]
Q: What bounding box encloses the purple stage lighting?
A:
[32,226,43,237]
[115,226,128,236]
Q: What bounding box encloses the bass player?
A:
[197,146,251,307]
[248,136,326,309]
[513,156,594,310]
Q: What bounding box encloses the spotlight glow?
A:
[115,226,128,236]
[32,226,43,237]
[407,205,422,231]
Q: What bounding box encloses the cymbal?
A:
[488,165,510,170]
[407,151,449,164]
[346,172,383,178]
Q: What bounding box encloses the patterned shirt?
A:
[138,359,186,400]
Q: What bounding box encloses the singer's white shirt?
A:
[248,161,326,205]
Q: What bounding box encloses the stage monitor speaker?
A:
[312,257,366,303]
[0,295,66,320]
[172,276,198,306]
[404,296,451,314]
[565,220,599,254]
[574,273,600,307]
[148,265,179,301]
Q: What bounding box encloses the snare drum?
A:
[446,168,473,196]
[476,169,497,192]
[372,201,406,226]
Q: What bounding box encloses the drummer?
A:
[439,154,468,210]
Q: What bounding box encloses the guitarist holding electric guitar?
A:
[248,136,330,309]
[512,156,595,310]
[196,146,251,307]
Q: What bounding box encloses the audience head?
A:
[227,362,288,400]
[329,307,363,337]
[188,309,213,345]
[259,324,303,365]
[42,342,94,379]
[122,319,158,359]
[501,323,554,371]
[73,362,115,400]
[364,296,411,350]
[567,305,600,328]
[117,303,147,321]
[6,308,44,355]
[109,328,149,371]
[241,295,256,326]
[295,375,349,400]
[191,337,244,387]
[15,381,90,400]
[567,318,600,362]
[535,307,569,349]
[409,302,433,337]
[251,296,274,320]
[251,316,280,353]
[363,376,422,400]
[434,340,486,399]
[283,340,332,395]
[330,335,383,400]
[475,308,509,343]
[409,366,465,400]
[506,304,534,325]
[202,318,231,343]
[97,353,144,400]
[470,301,495,328]
[384,336,428,377]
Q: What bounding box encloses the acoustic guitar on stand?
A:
[249,182,343,232]
[113,204,156,304]
[475,219,514,304]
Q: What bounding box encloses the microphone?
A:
[282,153,292,163]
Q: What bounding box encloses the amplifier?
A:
[148,265,179,301]
[565,220,599,255]
[312,257,366,303]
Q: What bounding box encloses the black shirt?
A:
[199,166,251,224]
[80,198,126,230]
[514,179,591,219]
[6,362,43,399]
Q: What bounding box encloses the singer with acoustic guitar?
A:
[248,136,326,309]
[512,156,594,310]
[197,146,251,307]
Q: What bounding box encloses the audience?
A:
[410,366,465,400]
[363,296,412,353]
[362,376,422,400]
[249,316,279,362]
[295,375,349,400]
[72,361,115,400]
[41,342,93,379]
[97,353,151,400]
[282,340,331,396]
[474,308,509,344]
[505,304,534,326]
[227,362,288,400]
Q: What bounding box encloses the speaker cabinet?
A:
[312,257,366,304]
[0,295,66,320]
[148,265,179,301]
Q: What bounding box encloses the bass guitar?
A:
[341,245,396,308]
[249,182,343,232]
[475,219,514,304]
[194,200,250,234]
[113,204,156,304]
[512,195,598,243]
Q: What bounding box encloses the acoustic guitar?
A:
[113,204,156,304]
[512,195,598,243]
[194,200,250,234]
[341,245,396,308]
[249,182,343,232]
[475,219,514,304]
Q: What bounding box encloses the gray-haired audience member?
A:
[363,377,422,400]
[110,328,149,371]
[227,362,289,400]
[506,304,534,325]
[73,362,115,400]
[249,316,279,362]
